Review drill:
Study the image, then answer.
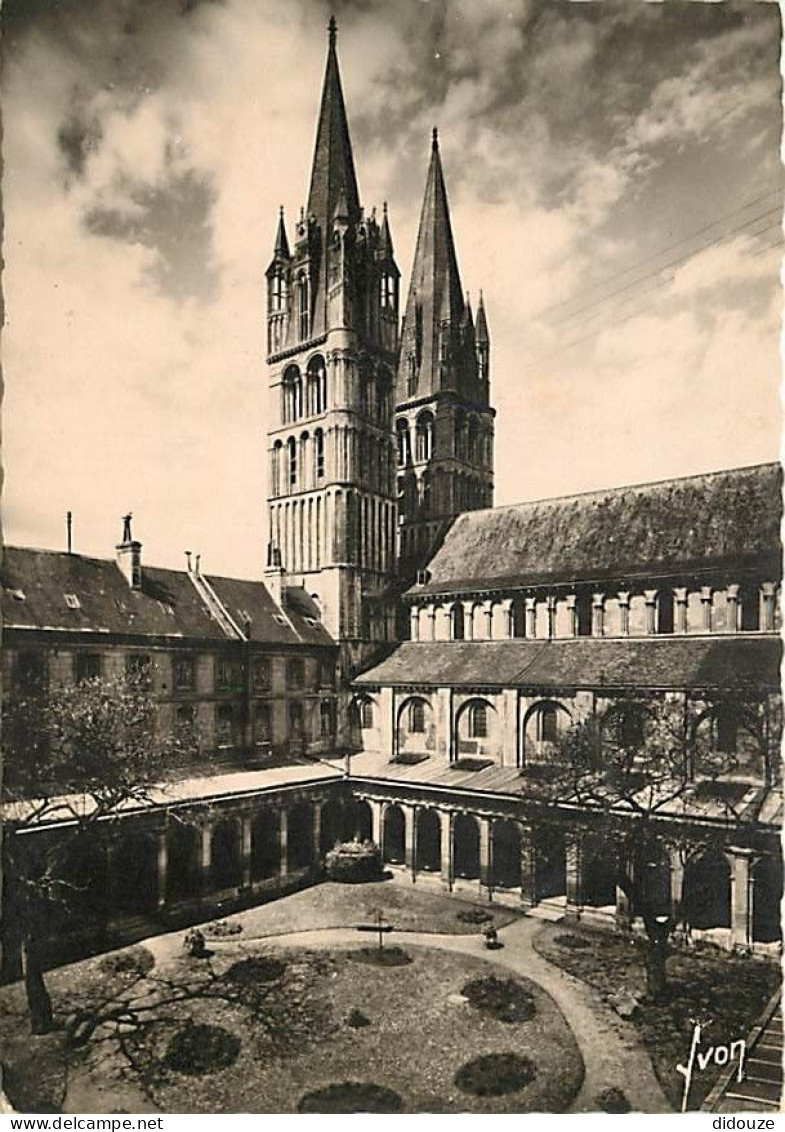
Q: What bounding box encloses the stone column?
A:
[439,605,452,641]
[240,815,253,890]
[700,586,713,633]
[565,833,582,921]
[618,591,630,636]
[427,605,437,641]
[484,600,495,639]
[409,606,420,641]
[726,584,740,633]
[278,807,289,883]
[592,593,605,637]
[312,801,323,871]
[674,587,688,634]
[495,598,514,639]
[440,810,453,891]
[463,600,475,640]
[644,590,658,635]
[761,583,777,631]
[566,594,578,637]
[546,595,557,640]
[156,829,168,910]
[730,849,752,950]
[199,822,213,897]
[403,804,417,880]
[518,823,535,908]
[370,798,383,846]
[669,846,684,915]
[525,596,537,639]
[479,816,493,896]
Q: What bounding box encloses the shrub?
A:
[461,976,536,1023]
[456,907,494,925]
[163,1022,241,1076]
[99,946,155,979]
[324,840,383,883]
[225,956,286,986]
[204,919,243,938]
[346,1008,371,1028]
[455,1053,536,1097]
[298,1082,403,1112]
[554,932,592,950]
[351,945,412,967]
[597,1086,631,1113]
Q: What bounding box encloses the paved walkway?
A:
[257,916,671,1113]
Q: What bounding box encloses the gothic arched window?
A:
[468,702,488,739]
[314,429,325,480]
[409,700,426,733]
[296,274,309,341]
[287,437,297,488]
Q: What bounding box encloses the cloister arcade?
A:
[7,776,780,977]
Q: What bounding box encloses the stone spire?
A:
[306,16,361,231]
[397,127,466,398]
[272,205,290,261]
[475,290,489,344]
[379,200,394,261]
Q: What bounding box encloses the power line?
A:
[525,223,782,370]
[545,206,782,334]
[542,187,783,324]
[554,217,784,344]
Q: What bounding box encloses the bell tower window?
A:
[297,274,309,341]
[287,437,297,488]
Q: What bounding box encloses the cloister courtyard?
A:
[0,881,779,1113]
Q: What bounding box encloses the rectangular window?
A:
[289,701,304,739]
[16,651,46,692]
[287,658,305,689]
[176,704,195,738]
[75,653,101,683]
[216,656,242,692]
[255,702,272,745]
[216,704,234,748]
[126,653,152,685]
[319,660,334,688]
[174,656,195,692]
[253,657,272,692]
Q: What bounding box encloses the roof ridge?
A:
[455,460,781,519]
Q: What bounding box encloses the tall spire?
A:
[379,200,394,260]
[397,128,465,396]
[306,16,361,230]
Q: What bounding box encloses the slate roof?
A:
[348,748,783,829]
[409,463,782,597]
[354,636,782,690]
[1,546,335,648]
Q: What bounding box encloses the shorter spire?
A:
[476,290,489,344]
[431,126,439,152]
[273,205,290,259]
[379,199,395,259]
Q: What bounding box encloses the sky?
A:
[2,0,782,578]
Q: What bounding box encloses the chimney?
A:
[264,541,286,607]
[116,512,142,590]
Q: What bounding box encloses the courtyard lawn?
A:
[0,938,583,1114]
[533,922,780,1111]
[207,880,522,939]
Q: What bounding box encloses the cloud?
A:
[2,0,781,575]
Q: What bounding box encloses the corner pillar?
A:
[730,849,752,950]
[479,816,493,896]
[156,829,168,910]
[440,810,453,891]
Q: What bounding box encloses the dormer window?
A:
[64,593,81,610]
[7,588,25,601]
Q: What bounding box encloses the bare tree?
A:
[535,690,770,1001]
[3,669,194,1033]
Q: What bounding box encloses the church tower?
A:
[265,18,400,671]
[394,130,494,579]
